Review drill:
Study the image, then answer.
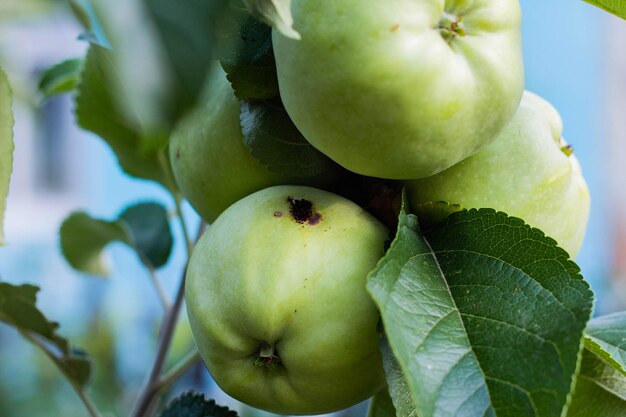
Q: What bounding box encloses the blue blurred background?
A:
[0,0,624,415]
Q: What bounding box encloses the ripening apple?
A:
[406,91,590,258]
[272,0,524,179]
[169,66,330,223]
[185,185,388,415]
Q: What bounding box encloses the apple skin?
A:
[406,91,590,258]
[169,66,330,223]
[272,0,524,179]
[185,185,388,415]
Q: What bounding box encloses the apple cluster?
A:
[180,1,590,415]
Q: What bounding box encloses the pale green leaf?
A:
[59,211,130,276]
[243,0,301,40]
[584,311,626,376]
[566,349,626,416]
[0,68,14,246]
[38,59,83,99]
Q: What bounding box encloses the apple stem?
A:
[438,12,466,44]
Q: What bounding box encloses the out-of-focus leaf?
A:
[59,211,130,276]
[38,59,83,99]
[91,0,228,144]
[60,202,173,276]
[0,282,92,387]
[118,202,173,268]
[160,391,238,417]
[75,44,169,186]
[0,68,14,245]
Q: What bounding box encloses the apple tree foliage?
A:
[1,1,626,417]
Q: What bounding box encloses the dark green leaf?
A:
[38,59,83,98]
[161,391,238,417]
[75,44,168,185]
[585,311,626,376]
[145,0,226,124]
[217,3,272,66]
[413,201,464,232]
[584,0,626,19]
[368,386,399,417]
[64,348,92,387]
[92,0,227,137]
[565,349,626,417]
[240,99,336,177]
[0,67,14,245]
[223,52,279,100]
[0,282,92,387]
[367,202,594,417]
[60,203,173,275]
[59,211,130,276]
[242,0,300,40]
[119,202,173,268]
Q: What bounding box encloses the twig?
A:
[157,350,201,393]
[19,330,104,417]
[130,220,206,417]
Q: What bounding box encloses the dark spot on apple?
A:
[391,23,400,32]
[175,149,180,159]
[274,211,283,217]
[287,197,323,226]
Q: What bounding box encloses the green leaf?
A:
[367,202,594,417]
[60,203,173,275]
[160,391,238,417]
[217,3,273,66]
[565,349,626,417]
[59,211,130,276]
[68,0,92,30]
[92,0,228,138]
[584,0,626,19]
[222,52,279,101]
[0,282,92,387]
[380,339,417,417]
[0,68,14,245]
[38,59,83,99]
[75,44,169,185]
[243,0,300,40]
[240,99,336,177]
[413,201,464,232]
[368,388,398,417]
[118,202,173,268]
[584,312,626,376]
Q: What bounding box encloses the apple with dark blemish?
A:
[185,185,388,414]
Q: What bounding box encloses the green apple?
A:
[406,91,590,258]
[169,66,325,223]
[185,185,388,415]
[272,0,524,179]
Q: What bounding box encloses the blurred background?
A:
[0,0,624,415]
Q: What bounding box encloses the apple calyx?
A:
[561,144,574,157]
[254,342,281,373]
[438,12,466,43]
[287,197,323,225]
